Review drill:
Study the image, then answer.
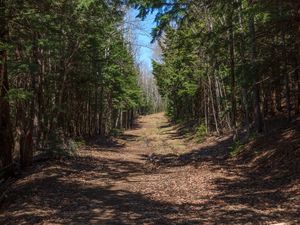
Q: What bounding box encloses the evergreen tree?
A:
[133,0,300,133]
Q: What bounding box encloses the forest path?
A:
[0,113,298,224]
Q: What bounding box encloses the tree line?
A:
[133,0,300,135]
[0,0,152,175]
[1,0,300,176]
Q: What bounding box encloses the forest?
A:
[0,0,300,224]
[0,0,159,173]
[145,0,300,133]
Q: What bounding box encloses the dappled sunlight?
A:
[1,113,299,224]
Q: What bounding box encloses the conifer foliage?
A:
[0,0,143,171]
[133,0,300,133]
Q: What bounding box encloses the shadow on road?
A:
[1,115,299,224]
[1,148,298,224]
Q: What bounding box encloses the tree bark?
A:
[295,1,300,113]
[249,0,263,132]
[0,0,14,176]
[228,7,236,130]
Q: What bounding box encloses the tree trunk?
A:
[280,2,292,121]
[0,0,14,176]
[130,109,134,128]
[294,57,300,114]
[238,0,250,133]
[207,67,219,133]
[228,8,236,130]
[99,87,103,136]
[20,131,33,168]
[295,1,300,113]
[21,37,40,168]
[249,0,263,132]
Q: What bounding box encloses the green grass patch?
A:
[195,124,207,143]
[229,140,245,157]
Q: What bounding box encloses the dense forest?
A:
[0,0,161,174]
[1,0,300,175]
[0,1,300,224]
[0,0,299,173]
[134,0,300,135]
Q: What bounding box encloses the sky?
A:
[125,9,157,73]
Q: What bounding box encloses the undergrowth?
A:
[229,140,245,157]
[195,124,207,143]
[110,128,124,137]
[45,131,85,158]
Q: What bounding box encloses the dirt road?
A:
[0,113,298,224]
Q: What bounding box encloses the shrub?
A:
[229,140,245,157]
[110,128,123,137]
[195,124,207,143]
[45,130,83,158]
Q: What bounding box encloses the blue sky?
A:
[125,9,156,72]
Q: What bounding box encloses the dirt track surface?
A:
[0,113,299,224]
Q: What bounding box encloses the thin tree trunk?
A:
[295,1,300,113]
[249,0,263,132]
[0,0,14,176]
[280,2,292,121]
[228,8,236,130]
[207,67,219,133]
[99,86,104,136]
[21,37,40,167]
[294,57,300,114]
